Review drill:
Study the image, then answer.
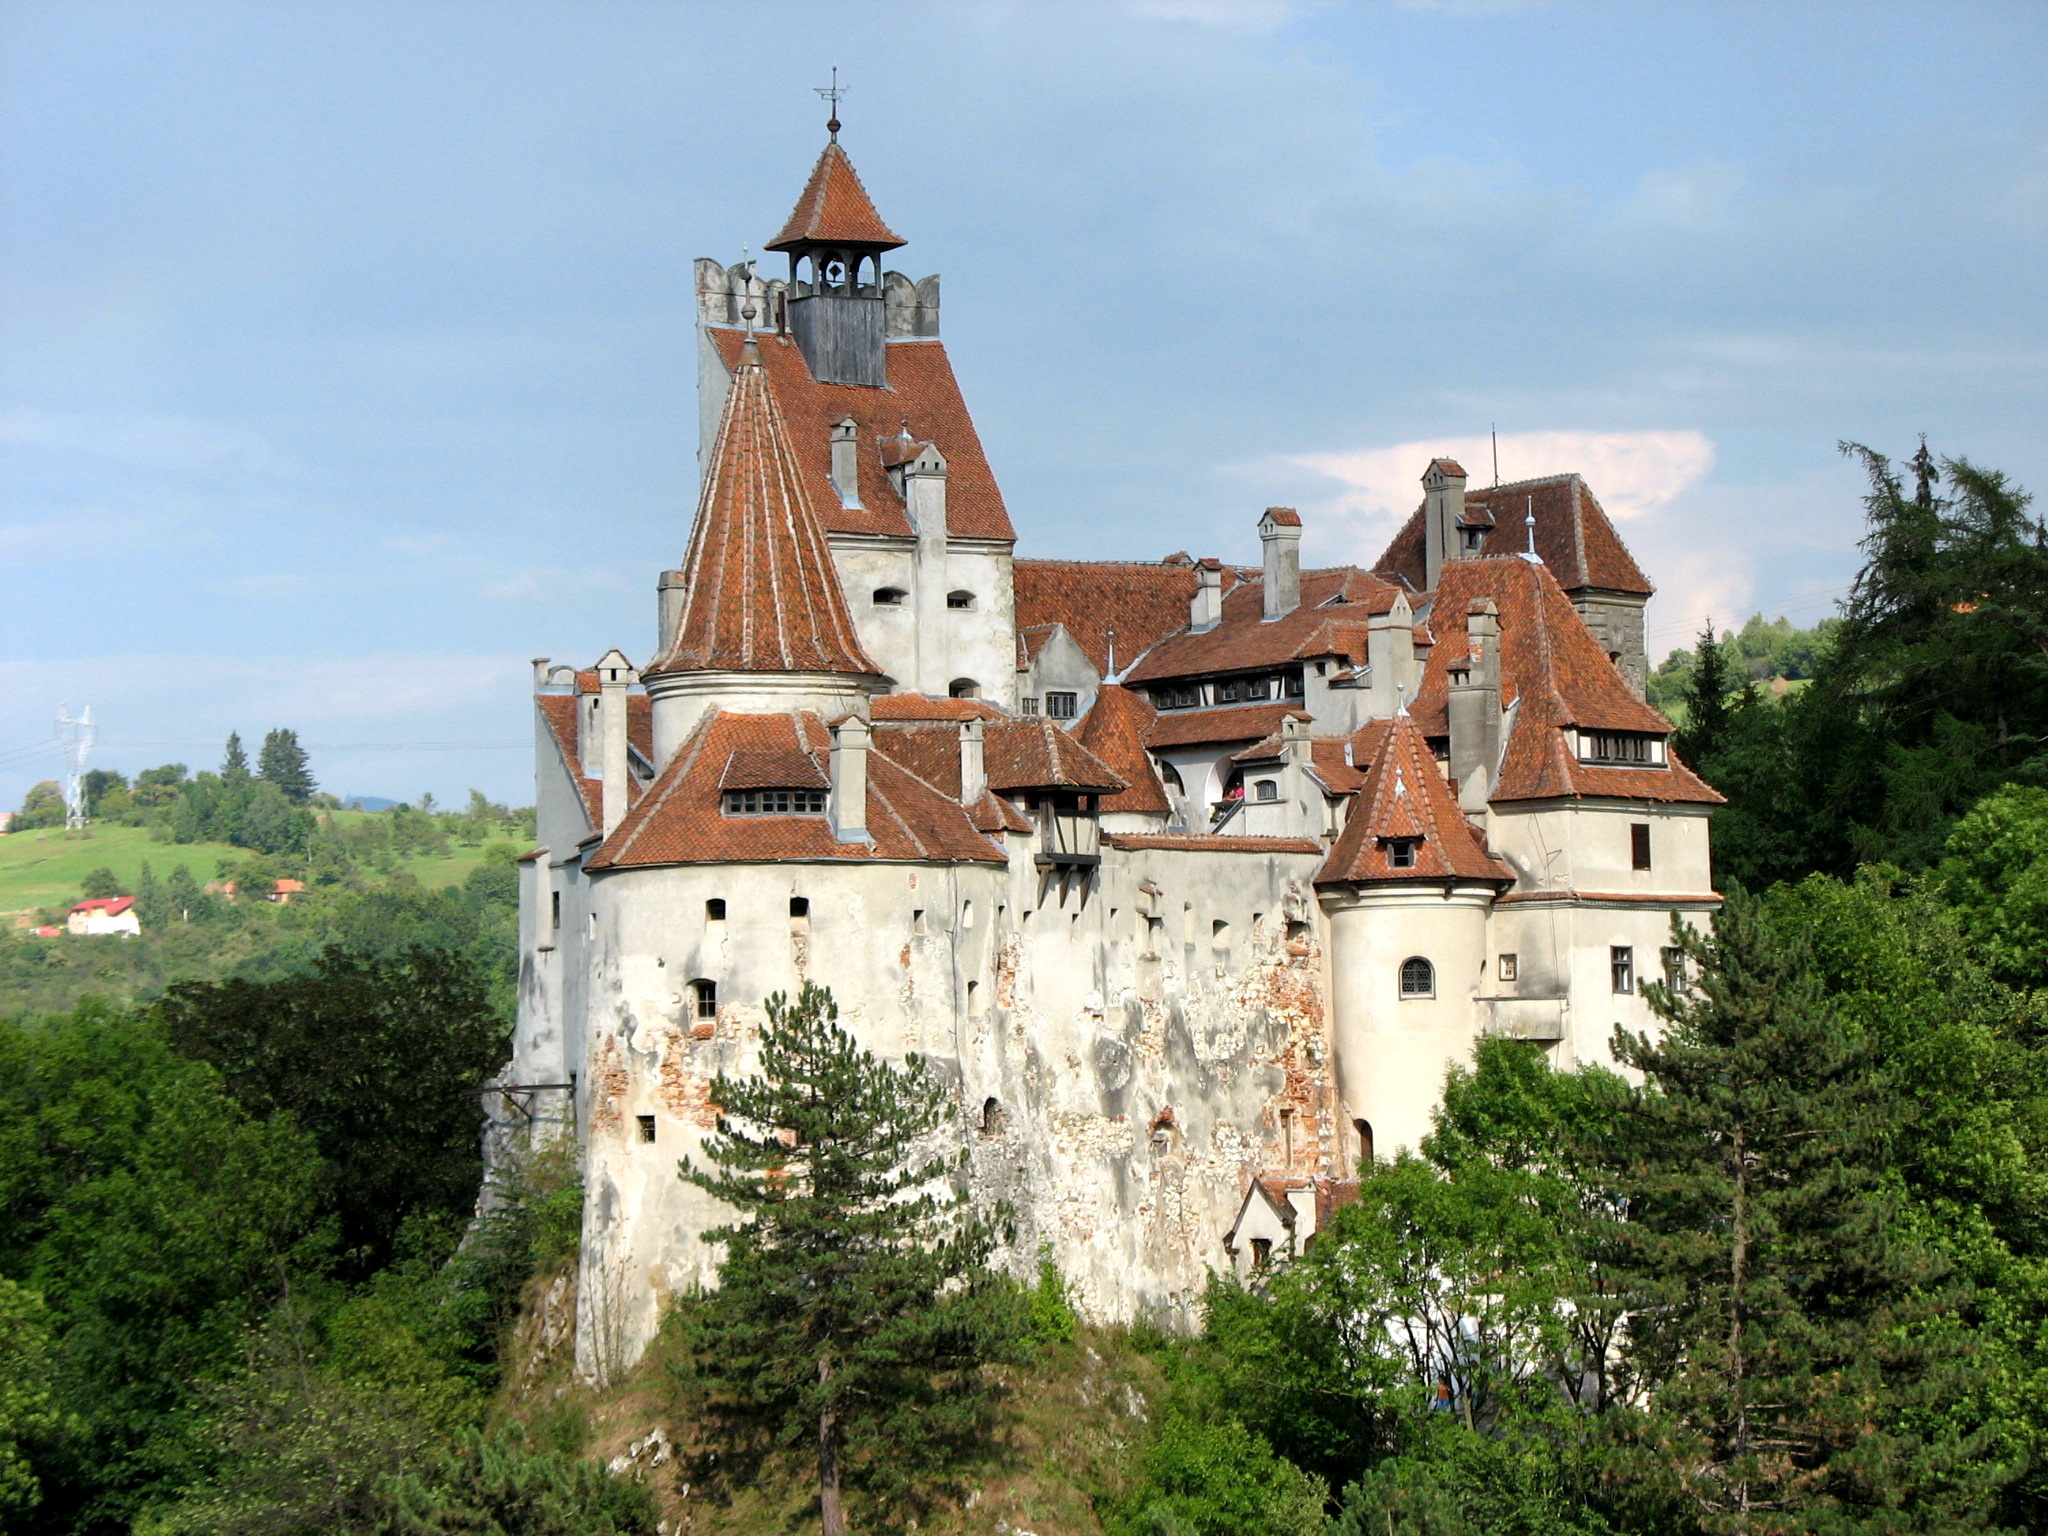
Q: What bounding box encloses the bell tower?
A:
[765,117,905,388]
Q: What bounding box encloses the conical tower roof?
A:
[1316,715,1513,886]
[652,340,881,678]
[765,142,905,253]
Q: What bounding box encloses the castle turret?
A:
[643,337,881,761]
[766,139,905,387]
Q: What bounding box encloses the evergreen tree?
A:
[163,863,209,922]
[1675,623,1742,765]
[132,861,168,931]
[222,733,251,783]
[257,729,315,804]
[78,866,125,900]
[1597,892,1998,1531]
[677,984,1024,1535]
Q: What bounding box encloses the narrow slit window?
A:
[1631,823,1652,871]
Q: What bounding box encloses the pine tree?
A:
[163,863,208,922]
[257,728,316,804]
[1675,623,1740,766]
[1598,892,1997,1531]
[678,984,1024,1535]
[133,861,168,930]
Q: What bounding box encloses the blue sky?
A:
[4,0,2044,807]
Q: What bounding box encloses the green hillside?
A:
[0,816,501,917]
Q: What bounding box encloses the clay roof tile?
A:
[1072,685,1172,815]
[764,142,906,252]
[1316,715,1514,886]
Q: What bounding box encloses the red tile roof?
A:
[589,711,1006,869]
[1072,685,1172,815]
[1145,702,1310,750]
[1316,715,1514,886]
[652,340,879,679]
[1105,833,1324,854]
[708,329,1015,542]
[1408,559,1721,805]
[870,694,1005,721]
[1012,559,1201,676]
[70,896,135,915]
[765,142,906,253]
[537,694,654,830]
[1375,473,1652,596]
[1122,567,1399,683]
[1308,736,1368,797]
[984,718,1126,793]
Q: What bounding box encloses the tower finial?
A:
[815,64,846,143]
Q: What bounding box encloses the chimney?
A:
[1447,599,1501,812]
[594,648,637,836]
[958,717,987,803]
[656,571,686,659]
[829,417,861,508]
[1366,591,1416,717]
[829,715,873,844]
[1190,559,1224,631]
[1259,507,1303,619]
[1421,459,1469,591]
[902,442,947,537]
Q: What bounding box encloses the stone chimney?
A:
[1366,591,1417,718]
[829,417,861,508]
[1421,459,1469,591]
[958,717,987,803]
[1190,559,1224,632]
[1259,508,1303,619]
[594,648,637,836]
[1447,599,1501,813]
[829,715,873,844]
[655,571,686,659]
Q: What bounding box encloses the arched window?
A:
[1354,1117,1376,1166]
[948,678,980,699]
[1399,956,1435,998]
[872,587,907,607]
[1253,779,1278,801]
[946,590,976,610]
[981,1096,1002,1135]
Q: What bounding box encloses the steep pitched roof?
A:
[707,329,1015,543]
[1316,715,1514,886]
[765,142,906,253]
[1374,473,1653,597]
[1122,567,1400,683]
[1409,559,1722,806]
[1012,559,1202,677]
[653,340,880,678]
[1072,685,1172,815]
[870,694,1005,721]
[866,722,1035,832]
[589,711,1006,869]
[1146,702,1310,750]
[984,718,1126,793]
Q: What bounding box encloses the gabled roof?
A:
[985,718,1126,793]
[589,711,1006,870]
[1122,567,1400,684]
[866,722,1036,832]
[1374,473,1653,597]
[870,694,1005,721]
[1072,685,1172,815]
[653,339,879,679]
[70,896,135,915]
[765,142,906,253]
[1316,715,1514,886]
[1409,559,1722,806]
[706,330,1015,543]
[537,694,655,832]
[1012,559,1201,677]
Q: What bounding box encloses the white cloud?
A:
[1268,427,1747,658]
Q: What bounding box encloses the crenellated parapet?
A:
[693,257,939,339]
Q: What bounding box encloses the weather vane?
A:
[816,64,846,142]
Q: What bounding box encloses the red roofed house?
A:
[508,128,1722,1380]
[67,896,140,937]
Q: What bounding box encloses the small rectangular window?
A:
[1663,945,1688,992]
[706,899,726,921]
[1217,678,1246,703]
[694,980,717,1018]
[1254,779,1278,801]
[1021,696,1041,715]
[636,1114,656,1143]
[1498,953,1518,982]
[1631,823,1652,871]
[912,908,927,936]
[789,896,809,919]
[1152,683,1200,711]
[1250,1237,1272,1272]
[1611,945,1635,995]
[723,788,827,815]
[1244,676,1272,701]
[1045,691,1078,720]
[1281,671,1305,697]
[1387,838,1418,868]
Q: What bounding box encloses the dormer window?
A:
[1578,731,1663,766]
[722,789,828,815]
[1386,838,1419,868]
[1461,527,1484,553]
[872,587,906,606]
[1045,691,1078,720]
[1449,669,1470,686]
[1152,682,1201,711]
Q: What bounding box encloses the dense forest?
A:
[7,441,2048,1534]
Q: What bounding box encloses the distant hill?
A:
[343,795,404,810]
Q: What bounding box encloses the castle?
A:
[505,132,1723,1380]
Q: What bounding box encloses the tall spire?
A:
[766,142,905,254]
[652,342,880,678]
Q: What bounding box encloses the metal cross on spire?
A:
[815,64,847,142]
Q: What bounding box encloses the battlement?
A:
[694,258,940,339]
